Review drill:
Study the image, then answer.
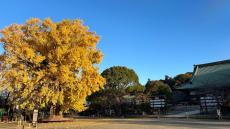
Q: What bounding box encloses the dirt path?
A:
[0,118,230,129]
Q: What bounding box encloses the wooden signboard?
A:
[150,99,165,108]
[200,96,222,112]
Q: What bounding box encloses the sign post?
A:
[32,109,38,127]
[200,96,222,113]
[150,97,166,119]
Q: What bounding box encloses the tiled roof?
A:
[178,60,230,90]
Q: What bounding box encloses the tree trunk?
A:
[49,105,63,121]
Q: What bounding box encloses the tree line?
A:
[81,66,192,116]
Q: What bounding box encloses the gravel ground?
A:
[0,118,230,129]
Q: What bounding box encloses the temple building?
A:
[178,60,230,113]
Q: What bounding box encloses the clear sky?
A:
[1,0,230,84]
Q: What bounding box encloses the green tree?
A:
[101,66,140,89]
[86,66,141,116]
[145,80,172,99]
[174,72,192,87]
[163,72,192,89]
[162,75,176,89]
[87,88,124,116]
[126,85,145,95]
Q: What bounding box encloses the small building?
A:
[178,60,230,113]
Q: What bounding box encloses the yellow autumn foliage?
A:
[0,18,105,112]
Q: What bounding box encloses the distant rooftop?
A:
[179,59,230,90]
[195,59,230,68]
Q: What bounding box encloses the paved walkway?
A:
[0,118,230,129]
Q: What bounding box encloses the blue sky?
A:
[1,0,230,84]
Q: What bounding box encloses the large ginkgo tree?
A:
[0,18,105,114]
